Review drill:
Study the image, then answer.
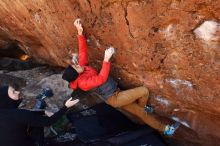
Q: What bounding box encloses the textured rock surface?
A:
[0,0,220,145]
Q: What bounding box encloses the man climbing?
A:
[62,18,179,136]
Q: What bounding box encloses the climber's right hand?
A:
[71,53,78,65]
[104,47,115,62]
[74,18,83,35]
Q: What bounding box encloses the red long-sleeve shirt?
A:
[69,35,110,91]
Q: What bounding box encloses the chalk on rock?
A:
[194,20,220,48]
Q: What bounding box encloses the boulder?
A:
[0,0,219,145]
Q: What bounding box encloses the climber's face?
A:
[72,64,84,74]
[8,86,21,100]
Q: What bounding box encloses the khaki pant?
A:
[106,86,166,132]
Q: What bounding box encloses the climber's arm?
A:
[74,18,88,66]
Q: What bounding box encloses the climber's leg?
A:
[106,86,149,108]
[122,103,166,132]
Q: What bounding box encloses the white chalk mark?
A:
[173,109,180,111]
[34,13,41,23]
[166,78,193,89]
[171,116,190,128]
[194,21,219,42]
[155,95,170,106]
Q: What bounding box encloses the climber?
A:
[62,18,179,136]
[0,84,79,146]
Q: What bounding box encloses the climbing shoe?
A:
[164,122,181,136]
[144,105,154,113]
[36,87,54,100]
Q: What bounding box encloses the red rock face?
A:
[0,0,219,145]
